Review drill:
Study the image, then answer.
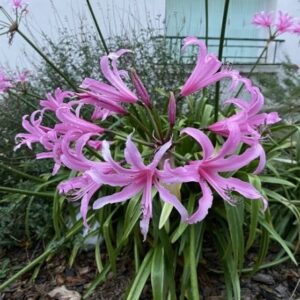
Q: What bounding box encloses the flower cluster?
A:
[15,37,280,239]
[252,10,300,36]
[0,69,28,94]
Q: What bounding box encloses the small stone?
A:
[252,273,275,285]
[275,284,288,297]
[78,266,90,275]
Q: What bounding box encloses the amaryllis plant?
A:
[15,37,280,240]
[1,0,299,297]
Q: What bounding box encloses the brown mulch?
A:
[0,247,299,300]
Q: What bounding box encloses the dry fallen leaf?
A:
[48,285,81,300]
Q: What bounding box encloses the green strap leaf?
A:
[126,250,154,300]
[151,246,165,300]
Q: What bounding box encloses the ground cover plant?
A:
[0,1,300,299]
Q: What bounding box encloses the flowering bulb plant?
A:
[15,37,280,240]
[2,1,299,298]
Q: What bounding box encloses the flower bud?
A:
[130,69,151,107]
[168,92,176,127]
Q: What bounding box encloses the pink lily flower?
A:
[58,132,112,226]
[14,110,52,150]
[40,88,73,112]
[252,11,273,28]
[292,21,300,35]
[209,86,280,173]
[16,70,29,84]
[91,135,189,240]
[11,0,27,9]
[0,69,12,94]
[54,105,104,135]
[180,37,240,97]
[79,91,127,119]
[276,11,294,33]
[81,49,138,103]
[160,127,267,224]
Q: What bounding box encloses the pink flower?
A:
[16,70,29,84]
[292,21,300,35]
[252,11,273,28]
[11,0,27,9]
[40,88,73,112]
[81,49,137,104]
[79,91,127,119]
[209,86,280,173]
[54,105,104,135]
[91,135,188,240]
[14,110,52,151]
[209,87,280,138]
[58,132,112,226]
[0,69,12,94]
[160,127,267,224]
[180,37,239,97]
[276,11,294,33]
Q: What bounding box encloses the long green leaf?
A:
[151,246,165,300]
[126,250,154,300]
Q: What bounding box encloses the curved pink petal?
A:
[181,128,214,159]
[155,182,188,221]
[93,182,143,210]
[149,140,172,169]
[124,135,146,169]
[187,180,213,224]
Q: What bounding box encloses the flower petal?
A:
[93,182,143,210]
[187,180,213,224]
[181,128,214,159]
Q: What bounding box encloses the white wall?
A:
[0,0,165,69]
[276,0,300,65]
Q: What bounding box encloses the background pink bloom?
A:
[276,11,294,33]
[11,0,27,9]
[292,21,300,35]
[16,70,29,84]
[0,69,12,94]
[252,11,273,28]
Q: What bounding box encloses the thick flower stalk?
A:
[15,37,280,240]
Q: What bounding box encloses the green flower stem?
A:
[127,111,153,138]
[189,225,201,299]
[234,38,273,98]
[145,106,164,142]
[0,186,54,198]
[105,129,154,147]
[16,29,77,90]
[0,161,45,183]
[86,0,109,55]
[170,150,189,163]
[214,0,230,122]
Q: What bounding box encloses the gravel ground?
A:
[0,247,299,299]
